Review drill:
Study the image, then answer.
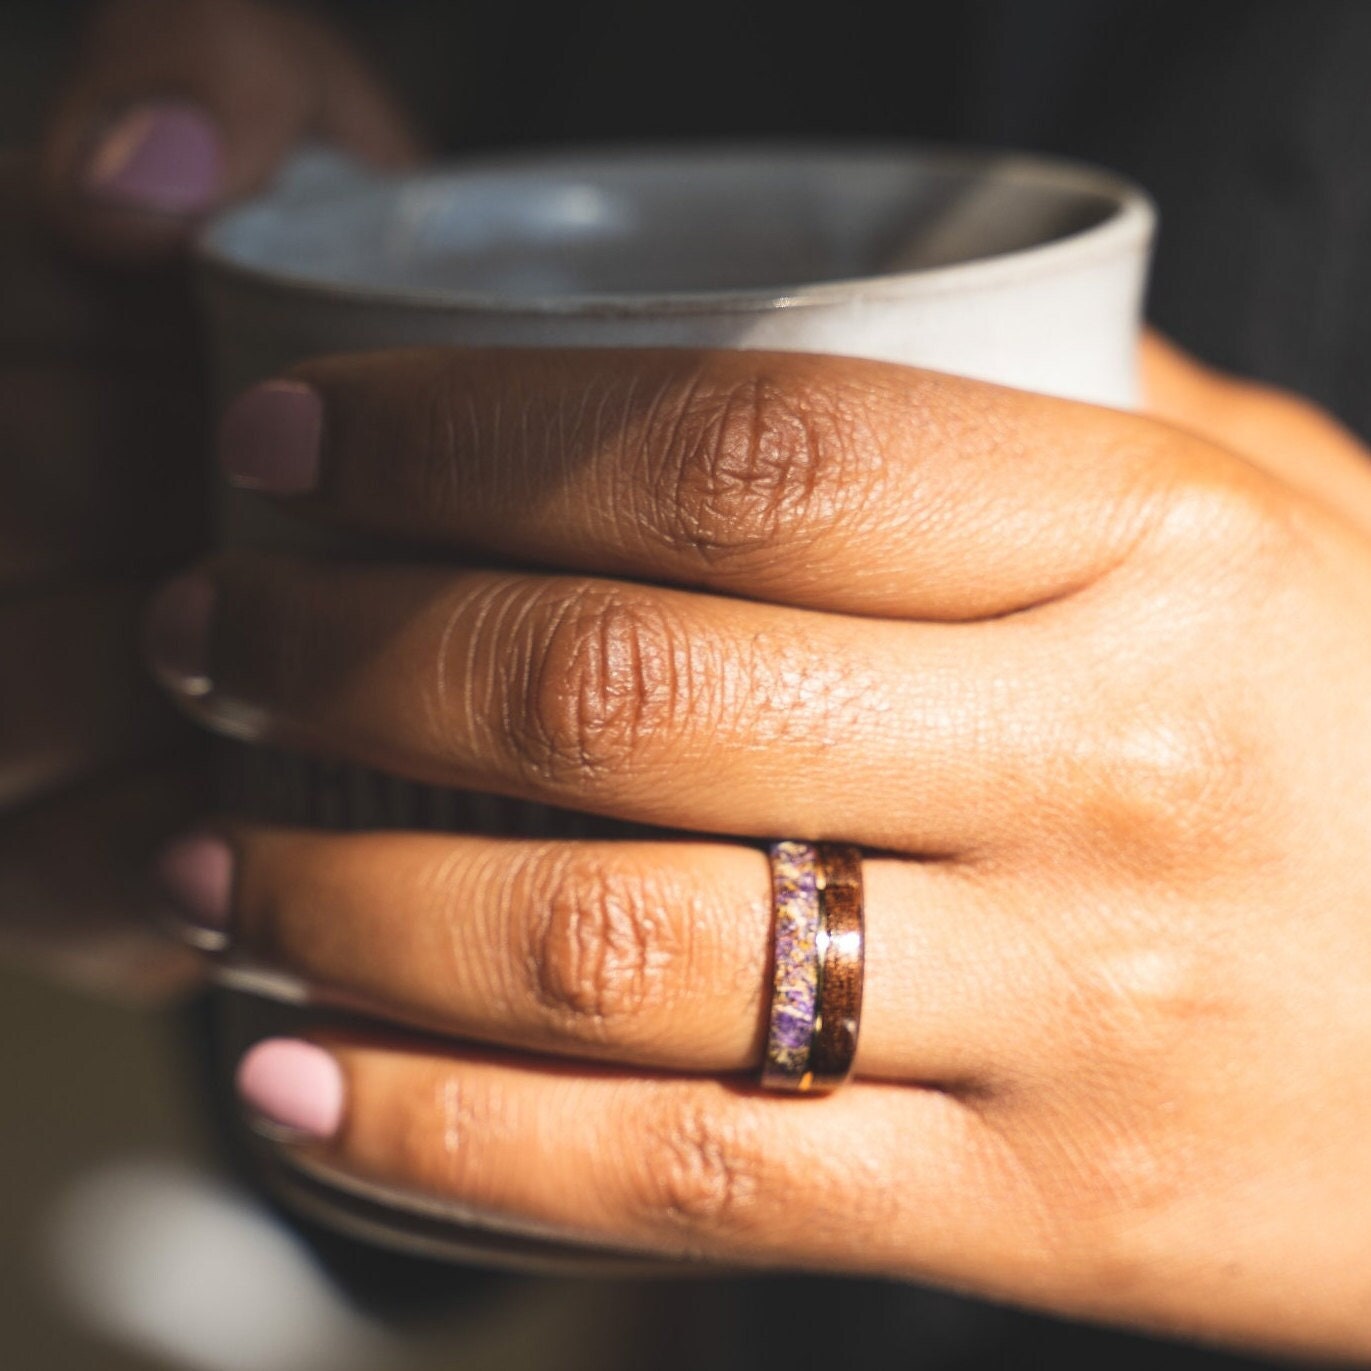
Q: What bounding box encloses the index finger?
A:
[219,346,1198,620]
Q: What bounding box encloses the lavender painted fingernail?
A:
[156,832,233,950]
[218,381,324,495]
[143,572,215,696]
[83,101,225,214]
[237,1039,345,1142]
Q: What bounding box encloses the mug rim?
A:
[196,139,1156,318]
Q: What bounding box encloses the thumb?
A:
[40,0,423,262]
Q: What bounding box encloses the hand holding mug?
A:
[152,336,1371,1361]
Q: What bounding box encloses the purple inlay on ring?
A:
[764,841,821,1085]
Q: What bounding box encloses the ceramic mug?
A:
[195,142,1155,1265]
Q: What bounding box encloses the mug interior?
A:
[201,146,1139,305]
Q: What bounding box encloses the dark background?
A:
[8,1,1371,438]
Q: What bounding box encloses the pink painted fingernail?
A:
[156,832,233,949]
[237,1039,345,1141]
[219,381,324,495]
[143,572,215,696]
[83,101,225,214]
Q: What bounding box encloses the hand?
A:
[0,0,418,997]
[149,340,1371,1359]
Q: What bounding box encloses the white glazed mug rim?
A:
[196,139,1156,318]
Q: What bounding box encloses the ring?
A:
[762,841,865,1094]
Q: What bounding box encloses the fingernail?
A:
[219,381,324,495]
[237,1039,345,1141]
[82,101,225,214]
[155,832,233,951]
[144,572,215,696]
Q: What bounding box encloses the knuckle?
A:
[504,583,690,787]
[1077,1128,1181,1222]
[1147,460,1308,593]
[388,1065,491,1202]
[1076,710,1247,864]
[648,364,867,566]
[993,1030,1197,1266]
[1056,668,1276,879]
[1054,934,1216,1080]
[521,850,680,1038]
[624,1094,765,1247]
[1027,1112,1189,1288]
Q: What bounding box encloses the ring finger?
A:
[159,825,1053,1086]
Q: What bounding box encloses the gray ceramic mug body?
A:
[195,143,1155,1265]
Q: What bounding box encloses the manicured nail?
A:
[82,101,225,214]
[237,1039,345,1141]
[219,381,324,495]
[143,572,215,696]
[155,832,233,951]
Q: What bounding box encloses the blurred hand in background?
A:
[0,0,419,997]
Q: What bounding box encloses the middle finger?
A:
[157,825,1044,1084]
[146,554,1063,852]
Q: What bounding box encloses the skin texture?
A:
[14,0,1371,1358]
[145,336,1371,1362]
[0,0,418,995]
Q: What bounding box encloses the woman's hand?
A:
[150,341,1371,1359]
[0,0,417,996]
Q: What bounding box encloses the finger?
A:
[0,757,205,1001]
[41,0,423,261]
[217,347,1180,618]
[234,1036,1028,1288]
[1142,330,1371,539]
[0,364,205,588]
[0,580,187,813]
[158,828,1039,1085]
[145,556,1059,852]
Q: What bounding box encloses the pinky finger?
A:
[235,1035,1024,1287]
